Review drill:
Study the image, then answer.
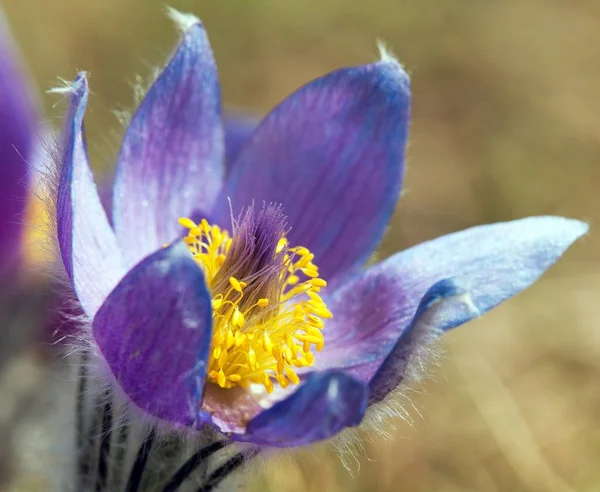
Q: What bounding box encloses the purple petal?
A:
[241,370,368,447]
[223,112,257,173]
[213,58,410,284]
[56,74,125,317]
[314,216,587,387]
[368,279,466,404]
[112,20,224,270]
[93,241,213,427]
[0,15,36,277]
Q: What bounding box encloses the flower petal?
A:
[112,19,224,270]
[223,112,257,173]
[241,370,368,447]
[315,216,587,383]
[213,58,410,284]
[93,241,213,427]
[56,74,125,317]
[0,14,36,277]
[367,279,467,404]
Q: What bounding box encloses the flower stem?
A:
[125,428,157,492]
[76,351,90,490]
[109,420,130,490]
[95,390,113,491]
[195,448,259,492]
[161,440,227,492]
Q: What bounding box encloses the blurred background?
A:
[3,0,600,490]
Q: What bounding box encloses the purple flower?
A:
[54,12,586,448]
[0,13,36,280]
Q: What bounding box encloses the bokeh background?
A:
[3,0,600,490]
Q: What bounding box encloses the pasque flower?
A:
[54,11,587,448]
[0,13,36,280]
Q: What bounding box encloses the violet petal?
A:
[56,73,125,317]
[368,278,466,404]
[213,58,410,284]
[241,370,367,447]
[112,20,224,269]
[0,15,36,277]
[93,241,213,427]
[314,216,587,385]
[223,112,257,173]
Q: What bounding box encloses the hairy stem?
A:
[161,440,227,492]
[76,351,90,490]
[109,420,129,490]
[125,428,157,492]
[196,448,259,492]
[95,391,113,491]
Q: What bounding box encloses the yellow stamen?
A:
[179,216,331,393]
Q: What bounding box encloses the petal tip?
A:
[563,217,589,238]
[166,6,202,32]
[47,72,88,97]
[375,40,410,94]
[537,215,589,247]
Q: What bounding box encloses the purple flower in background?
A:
[54,10,586,448]
[0,13,36,280]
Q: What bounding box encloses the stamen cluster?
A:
[179,213,331,393]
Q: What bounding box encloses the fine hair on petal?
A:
[328,314,444,475]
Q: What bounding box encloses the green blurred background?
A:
[4,0,600,490]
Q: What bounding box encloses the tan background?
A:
[4,0,600,490]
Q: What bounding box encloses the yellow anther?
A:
[276,237,288,253]
[248,347,257,370]
[178,217,198,229]
[262,334,273,353]
[232,308,245,327]
[181,217,332,394]
[307,291,324,304]
[308,315,324,329]
[311,305,333,319]
[218,349,229,368]
[217,370,226,388]
[263,374,274,394]
[225,330,235,349]
[277,374,290,388]
[213,346,222,360]
[235,331,246,347]
[286,275,299,285]
[301,268,319,278]
[296,254,314,269]
[296,334,323,345]
[229,277,243,292]
[293,246,310,256]
[285,368,300,385]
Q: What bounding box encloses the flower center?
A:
[178,206,331,394]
